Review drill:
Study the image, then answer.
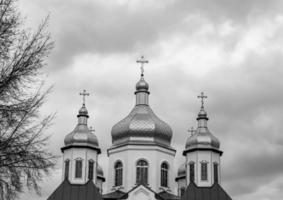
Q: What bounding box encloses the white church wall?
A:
[185,150,221,187]
[62,148,98,184]
[107,144,176,193]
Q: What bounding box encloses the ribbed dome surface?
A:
[111,104,173,146]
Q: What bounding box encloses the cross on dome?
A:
[136,56,149,77]
[80,89,90,105]
[198,92,207,109]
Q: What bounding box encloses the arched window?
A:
[64,160,70,179]
[75,159,83,178]
[88,160,94,180]
[114,161,123,186]
[201,162,208,181]
[136,160,148,185]
[160,162,168,187]
[189,162,195,182]
[213,163,218,183]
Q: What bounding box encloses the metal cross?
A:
[136,56,149,76]
[79,89,90,105]
[188,127,195,136]
[197,92,207,109]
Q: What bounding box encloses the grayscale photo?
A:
[0,0,282,200]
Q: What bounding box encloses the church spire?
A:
[197,92,209,129]
[135,56,150,105]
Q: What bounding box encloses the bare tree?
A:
[0,0,56,199]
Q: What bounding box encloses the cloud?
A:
[19,0,283,71]
[17,0,283,200]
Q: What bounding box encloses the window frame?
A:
[88,160,94,180]
[75,158,83,179]
[64,159,70,179]
[136,159,149,185]
[200,161,208,181]
[160,162,169,187]
[213,162,219,183]
[189,162,195,183]
[114,160,123,186]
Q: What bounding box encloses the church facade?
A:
[47,57,232,200]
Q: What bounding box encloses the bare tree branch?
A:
[0,1,56,199]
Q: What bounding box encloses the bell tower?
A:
[61,90,101,185]
[183,92,223,187]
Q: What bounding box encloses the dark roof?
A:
[181,183,232,200]
[158,191,180,200]
[47,179,102,200]
[103,190,126,200]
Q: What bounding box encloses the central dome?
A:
[111,75,173,147]
[111,104,172,146]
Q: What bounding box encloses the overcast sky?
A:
[17,0,283,200]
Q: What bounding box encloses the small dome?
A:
[185,129,220,149]
[97,164,104,177]
[111,105,172,146]
[177,163,186,177]
[185,108,220,150]
[136,77,149,91]
[63,105,100,150]
[78,104,88,116]
[64,125,99,148]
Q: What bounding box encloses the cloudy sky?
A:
[17,0,283,200]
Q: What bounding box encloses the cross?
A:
[197,92,207,109]
[136,56,149,76]
[79,89,90,105]
[188,127,195,136]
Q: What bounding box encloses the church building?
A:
[47,57,232,200]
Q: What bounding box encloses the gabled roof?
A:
[119,184,164,200]
[103,190,126,200]
[103,184,179,200]
[47,179,102,200]
[158,191,180,200]
[181,183,232,200]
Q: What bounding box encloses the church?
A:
[47,57,232,200]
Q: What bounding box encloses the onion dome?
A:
[97,164,105,181]
[111,62,173,147]
[183,93,221,155]
[61,103,101,153]
[136,76,149,91]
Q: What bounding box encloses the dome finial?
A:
[197,92,207,110]
[79,89,90,106]
[136,55,149,77]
